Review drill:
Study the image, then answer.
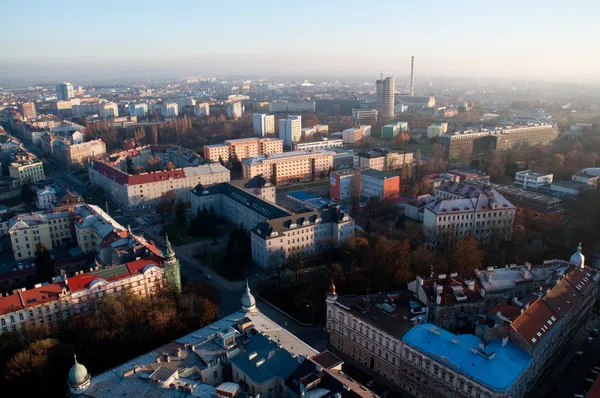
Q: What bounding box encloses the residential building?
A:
[98,102,118,119]
[279,115,302,148]
[514,170,553,190]
[354,149,413,171]
[36,186,57,209]
[314,124,329,134]
[381,122,407,139]
[269,101,316,113]
[376,76,395,121]
[19,102,37,120]
[427,122,448,138]
[301,127,316,139]
[253,113,275,137]
[9,210,73,260]
[129,103,148,117]
[176,98,196,113]
[292,138,344,151]
[242,150,333,184]
[8,152,45,186]
[326,286,427,385]
[191,180,287,231]
[439,130,495,160]
[194,102,210,117]
[56,82,74,101]
[203,137,283,163]
[285,351,379,398]
[342,126,366,144]
[330,169,355,202]
[404,194,436,222]
[54,139,106,168]
[251,205,354,269]
[161,103,179,118]
[425,186,515,247]
[61,285,317,396]
[360,169,400,201]
[352,108,378,123]
[227,102,243,120]
[493,124,558,150]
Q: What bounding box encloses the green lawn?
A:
[194,250,244,281]
[166,223,209,246]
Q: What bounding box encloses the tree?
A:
[166,161,176,171]
[147,154,162,172]
[269,173,277,186]
[449,236,484,275]
[156,190,176,223]
[20,183,35,205]
[35,242,54,283]
[175,200,186,226]
[125,156,135,174]
[349,171,361,216]
[269,251,286,288]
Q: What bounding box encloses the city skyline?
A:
[2,0,600,85]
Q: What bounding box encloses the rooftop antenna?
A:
[380,71,383,80]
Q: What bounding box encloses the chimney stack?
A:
[410,56,415,96]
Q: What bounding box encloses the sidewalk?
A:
[145,226,244,293]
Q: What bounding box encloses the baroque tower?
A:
[163,233,182,294]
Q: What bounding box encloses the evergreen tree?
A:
[175,200,186,226]
[125,156,135,174]
[35,242,54,283]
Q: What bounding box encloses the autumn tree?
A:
[166,161,176,170]
[156,190,176,223]
[449,236,484,275]
[35,242,54,283]
[147,154,162,172]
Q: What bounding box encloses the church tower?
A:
[163,233,182,294]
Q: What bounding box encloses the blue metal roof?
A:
[287,190,317,202]
[230,333,302,384]
[402,324,532,392]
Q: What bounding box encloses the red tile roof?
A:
[511,298,557,349]
[92,161,128,184]
[565,267,596,295]
[92,162,186,186]
[542,278,581,318]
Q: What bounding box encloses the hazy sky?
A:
[1,0,599,84]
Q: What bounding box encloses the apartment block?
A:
[427,122,448,138]
[329,169,355,202]
[203,137,283,163]
[8,152,45,186]
[253,113,275,137]
[279,116,302,148]
[381,122,407,139]
[8,210,73,260]
[98,102,119,119]
[354,149,413,171]
[342,126,365,144]
[129,103,148,117]
[352,108,378,123]
[242,150,333,184]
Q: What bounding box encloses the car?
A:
[204,274,213,280]
[587,337,594,344]
[366,380,375,388]
[196,268,204,274]
[574,394,585,398]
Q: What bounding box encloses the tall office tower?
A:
[376,76,395,122]
[279,115,302,148]
[56,82,74,101]
[253,113,275,137]
[410,56,415,96]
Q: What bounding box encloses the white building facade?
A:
[279,116,302,148]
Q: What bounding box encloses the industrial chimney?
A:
[410,56,415,96]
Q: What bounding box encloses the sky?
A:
[1,0,599,84]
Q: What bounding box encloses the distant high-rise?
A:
[279,115,302,148]
[410,56,415,96]
[56,82,74,101]
[253,113,275,137]
[376,76,395,122]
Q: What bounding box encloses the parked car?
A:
[204,274,213,280]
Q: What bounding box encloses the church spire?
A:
[164,232,175,258]
[163,232,181,294]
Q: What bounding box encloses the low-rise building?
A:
[550,179,593,199]
[352,108,378,123]
[242,150,333,184]
[203,138,284,163]
[427,122,448,138]
[381,122,408,139]
[329,169,356,202]
[342,126,366,144]
[36,186,57,209]
[292,138,343,151]
[251,206,354,269]
[514,170,553,190]
[571,168,600,186]
[9,210,73,260]
[354,149,413,172]
[360,169,400,201]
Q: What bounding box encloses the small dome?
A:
[328,278,337,296]
[570,242,585,268]
[68,354,90,387]
[241,280,256,312]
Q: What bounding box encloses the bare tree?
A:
[349,171,362,216]
[268,251,286,288]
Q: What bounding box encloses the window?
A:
[468,386,472,394]
[213,370,218,379]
